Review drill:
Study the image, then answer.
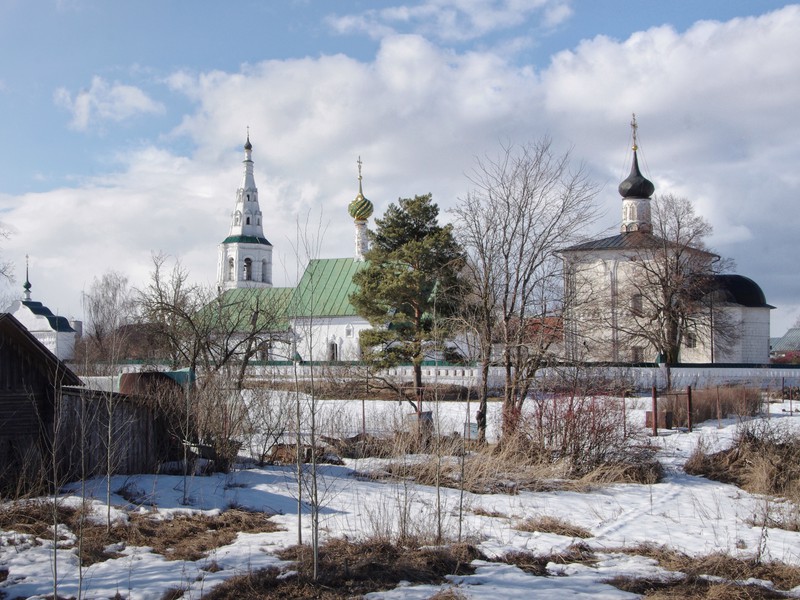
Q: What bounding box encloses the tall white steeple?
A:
[217,132,273,291]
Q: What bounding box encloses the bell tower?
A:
[217,132,273,291]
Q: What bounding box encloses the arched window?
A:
[228,258,235,281]
[246,216,251,225]
[234,211,241,226]
[246,193,250,202]
[257,217,261,226]
[243,258,252,281]
[327,341,339,362]
[262,259,269,283]
[345,324,354,338]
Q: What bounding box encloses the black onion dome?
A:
[244,135,252,151]
[618,151,655,198]
[710,275,772,308]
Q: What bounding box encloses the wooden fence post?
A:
[687,385,693,433]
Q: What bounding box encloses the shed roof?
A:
[0,313,82,386]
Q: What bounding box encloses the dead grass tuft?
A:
[606,575,786,599]
[662,386,762,428]
[514,515,592,538]
[0,501,280,566]
[684,420,800,530]
[614,543,800,592]
[118,509,280,562]
[204,537,484,599]
[500,543,598,576]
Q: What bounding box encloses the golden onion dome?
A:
[348,157,374,221]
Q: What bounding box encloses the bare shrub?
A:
[606,575,786,599]
[519,394,639,477]
[514,515,591,538]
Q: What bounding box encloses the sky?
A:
[0,0,798,336]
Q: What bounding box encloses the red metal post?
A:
[651,385,658,436]
[687,385,693,433]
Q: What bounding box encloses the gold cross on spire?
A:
[631,113,639,152]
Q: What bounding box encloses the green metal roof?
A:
[213,287,294,330]
[220,235,272,246]
[291,258,367,318]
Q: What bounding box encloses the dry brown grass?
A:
[661,386,762,427]
[203,537,484,599]
[606,575,787,599]
[500,543,598,576]
[0,501,280,566]
[608,543,800,593]
[370,435,662,496]
[684,420,800,530]
[514,515,592,538]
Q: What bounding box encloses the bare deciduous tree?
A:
[614,194,736,380]
[0,222,12,282]
[453,139,599,438]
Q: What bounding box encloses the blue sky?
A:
[0,0,798,335]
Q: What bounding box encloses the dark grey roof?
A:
[21,300,76,332]
[561,231,665,252]
[772,328,800,352]
[709,274,773,309]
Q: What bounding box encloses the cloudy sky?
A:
[0,0,798,335]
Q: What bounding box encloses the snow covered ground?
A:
[2,398,800,599]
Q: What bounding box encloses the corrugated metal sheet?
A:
[291,258,367,317]
[772,328,800,352]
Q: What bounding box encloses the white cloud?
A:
[327,0,573,42]
[54,76,165,131]
[3,5,799,337]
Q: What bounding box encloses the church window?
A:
[327,341,339,362]
[631,294,643,316]
[228,258,235,281]
[246,216,251,225]
[244,258,252,281]
[262,259,269,283]
[247,193,250,202]
[257,217,261,225]
[685,332,697,349]
[345,324,354,338]
[234,212,241,226]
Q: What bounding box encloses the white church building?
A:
[4,264,80,361]
[560,122,772,365]
[216,136,372,362]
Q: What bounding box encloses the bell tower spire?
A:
[216,131,274,291]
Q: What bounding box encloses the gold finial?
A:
[357,156,363,182]
[631,113,639,152]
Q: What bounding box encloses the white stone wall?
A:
[292,316,371,362]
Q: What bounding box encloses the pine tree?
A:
[351,194,464,412]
